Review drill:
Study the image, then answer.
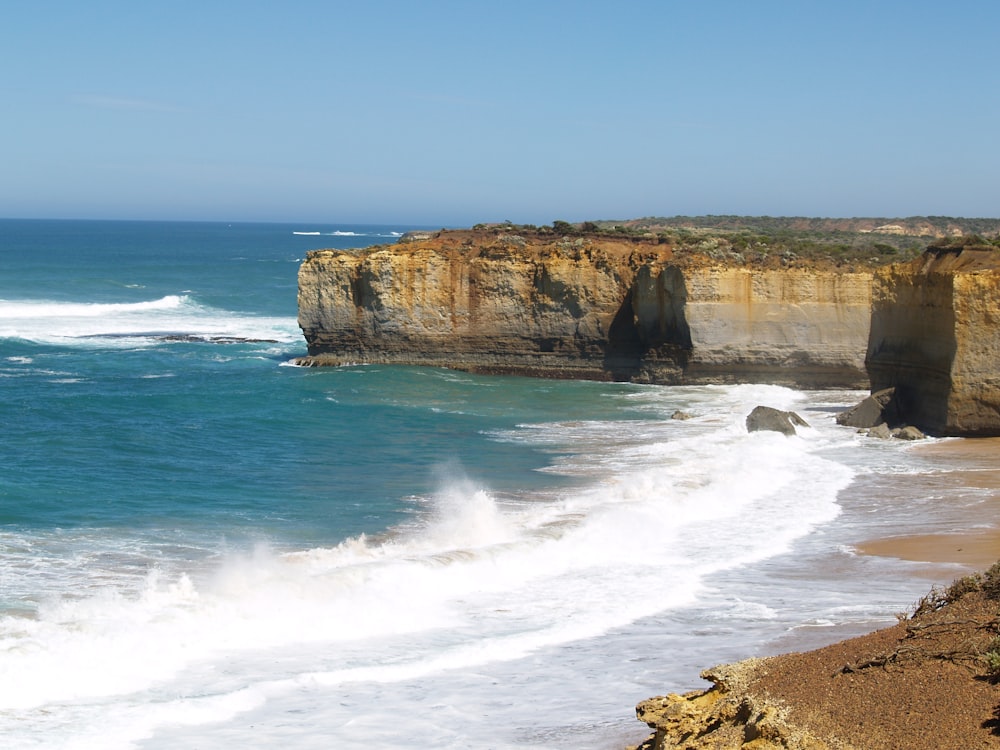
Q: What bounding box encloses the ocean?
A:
[0,219,991,749]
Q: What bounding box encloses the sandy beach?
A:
[633,436,1000,750]
[858,528,1000,568]
[857,437,1000,570]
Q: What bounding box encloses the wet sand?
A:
[857,529,1000,569]
[857,437,1000,571]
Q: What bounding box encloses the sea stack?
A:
[866,239,1000,436]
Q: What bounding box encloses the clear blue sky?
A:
[3,1,998,225]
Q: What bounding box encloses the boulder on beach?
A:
[836,387,899,428]
[867,423,892,439]
[893,425,927,440]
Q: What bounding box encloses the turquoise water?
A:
[1,220,632,567]
[0,220,986,749]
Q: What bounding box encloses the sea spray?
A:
[0,295,300,345]
[0,221,974,749]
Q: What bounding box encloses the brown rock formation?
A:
[296,230,872,388]
[632,577,1000,750]
[866,243,1000,436]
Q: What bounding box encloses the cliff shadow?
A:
[865,275,957,434]
[604,266,692,381]
[604,288,644,380]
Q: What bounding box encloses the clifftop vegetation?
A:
[612,214,1000,238]
[463,215,997,269]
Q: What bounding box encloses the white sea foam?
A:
[0,385,955,748]
[0,296,300,346]
[292,230,364,237]
[292,230,406,238]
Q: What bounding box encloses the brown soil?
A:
[631,466,1000,750]
[633,574,1000,749]
[753,587,1000,749]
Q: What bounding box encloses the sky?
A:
[3,1,999,225]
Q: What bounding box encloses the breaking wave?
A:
[0,295,301,346]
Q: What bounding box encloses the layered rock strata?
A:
[866,244,1000,435]
[297,230,872,388]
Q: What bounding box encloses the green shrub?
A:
[946,573,984,602]
[982,561,1000,599]
[983,637,1000,681]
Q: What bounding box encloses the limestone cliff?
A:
[866,243,1000,436]
[297,229,872,388]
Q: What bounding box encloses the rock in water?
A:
[867,423,893,439]
[745,406,809,436]
[892,425,926,440]
[835,387,898,428]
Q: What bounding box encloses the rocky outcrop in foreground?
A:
[866,241,1000,436]
[297,229,872,388]
[632,567,1000,750]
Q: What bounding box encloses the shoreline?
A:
[856,528,1000,569]
[857,436,1000,570]
[629,435,1000,750]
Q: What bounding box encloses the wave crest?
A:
[0,295,300,345]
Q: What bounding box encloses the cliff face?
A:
[866,246,1000,436]
[297,230,872,388]
[676,267,871,386]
